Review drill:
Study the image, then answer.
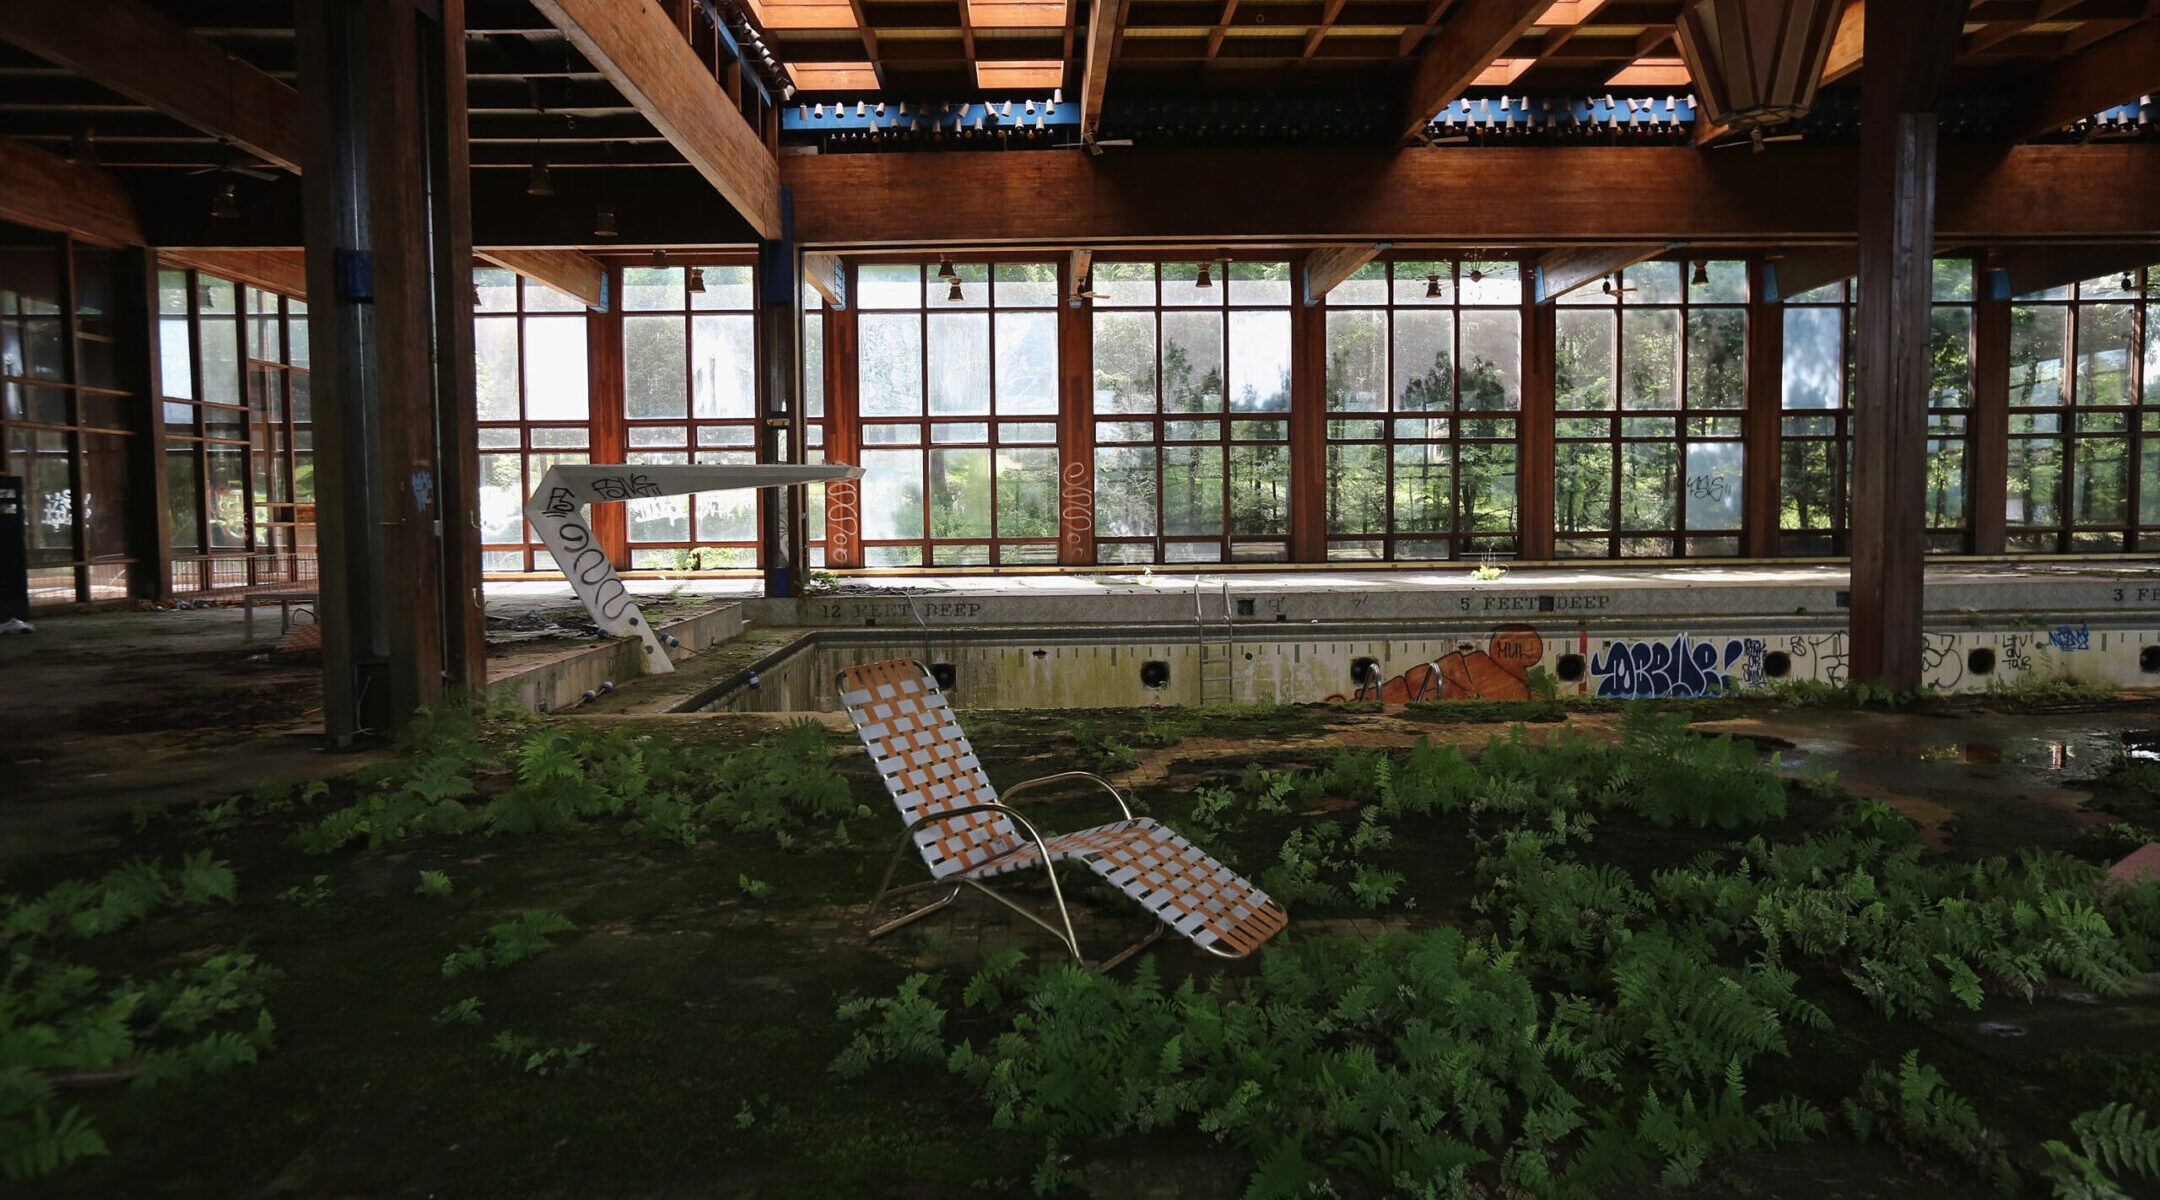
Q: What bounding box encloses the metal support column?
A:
[758,187,805,596]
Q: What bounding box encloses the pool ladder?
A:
[1194,579,1235,706]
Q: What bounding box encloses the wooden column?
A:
[586,263,628,568]
[116,246,173,602]
[1742,259,1785,557]
[1848,0,1963,690]
[1969,279,2011,555]
[823,263,863,568]
[1517,295,1556,561]
[757,203,807,595]
[1056,256,1096,567]
[1288,253,1328,562]
[424,0,485,692]
[297,0,477,739]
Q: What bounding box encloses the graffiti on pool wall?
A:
[1326,625,1547,702]
[1588,633,1770,699]
[2048,622,2091,652]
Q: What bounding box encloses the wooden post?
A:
[1517,295,1556,561]
[1848,0,1963,691]
[1288,253,1328,562]
[586,263,628,567]
[1969,280,2011,555]
[757,194,805,595]
[823,263,863,568]
[1056,256,1096,567]
[296,0,477,739]
[424,0,486,692]
[1742,258,1784,557]
[116,246,174,602]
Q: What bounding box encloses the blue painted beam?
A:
[782,99,1080,132]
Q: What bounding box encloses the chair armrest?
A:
[899,802,1058,859]
[997,771,1136,822]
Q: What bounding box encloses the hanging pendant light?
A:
[1424,274,1441,299]
[211,181,239,220]
[593,204,618,238]
[947,277,964,302]
[1691,260,1711,287]
[526,152,554,197]
[936,257,957,281]
[1195,262,1213,289]
[687,267,707,294]
[1675,0,1845,135]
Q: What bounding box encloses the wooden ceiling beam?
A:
[1533,243,1675,302]
[1994,243,2157,295]
[1302,242,1387,303]
[781,144,2160,246]
[2009,17,2160,139]
[160,247,307,297]
[1762,245,1859,300]
[1300,0,1352,59]
[1397,0,1553,141]
[803,250,846,307]
[475,246,608,309]
[0,135,143,246]
[529,0,783,239]
[1080,0,1128,138]
[0,0,302,174]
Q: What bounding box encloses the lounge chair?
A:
[837,659,1289,969]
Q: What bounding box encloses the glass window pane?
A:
[860,313,924,417]
[1327,443,1387,535]
[160,316,193,400]
[1621,441,1677,530]
[1093,312,1156,414]
[1782,306,1841,409]
[523,281,586,312]
[1229,442,1287,535]
[1931,260,1973,302]
[1161,262,1220,307]
[1693,260,1748,304]
[1393,310,1453,411]
[1686,309,1745,409]
[928,447,992,538]
[802,306,824,419]
[1684,441,1743,531]
[1228,310,1289,413]
[479,453,523,543]
[2072,436,2127,526]
[475,316,519,420]
[522,315,589,419]
[1459,261,1522,306]
[1457,310,1519,411]
[2009,306,2066,406]
[993,263,1059,308]
[696,449,759,543]
[861,448,924,540]
[1394,261,1453,307]
[1331,262,1386,306]
[1093,445,1157,536]
[1161,310,1224,413]
[2006,438,2060,527]
[928,263,988,310]
[199,319,240,405]
[166,442,199,549]
[1092,261,1155,307]
[1391,442,1450,533]
[858,264,922,309]
[158,269,190,315]
[1459,442,1517,534]
[622,267,683,311]
[1621,309,1680,409]
[1556,442,1614,533]
[1326,310,1387,413]
[693,313,755,419]
[625,452,690,542]
[1162,445,1223,535]
[1624,261,1683,305]
[474,267,517,312]
[692,265,755,311]
[1928,307,1971,408]
[993,311,1057,415]
[927,312,990,416]
[2075,304,2135,406]
[995,447,1058,538]
[1227,262,1291,307]
[624,315,687,418]
[1556,309,1614,411]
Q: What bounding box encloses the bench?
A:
[240,591,318,644]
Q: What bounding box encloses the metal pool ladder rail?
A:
[1195,578,1235,705]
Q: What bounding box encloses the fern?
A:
[2044,1104,2160,1199]
[0,1104,108,1180]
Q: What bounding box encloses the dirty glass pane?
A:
[1327,443,1386,536]
[1459,442,1516,533]
[995,447,1057,538]
[1620,440,1676,530]
[160,316,194,400]
[623,267,682,311]
[1325,309,1386,412]
[1931,259,1973,302]
[2072,436,2127,526]
[1620,308,1680,409]
[1394,261,1453,307]
[993,263,1059,308]
[1457,310,1519,411]
[2005,437,2060,527]
[1162,311,1223,413]
[692,314,755,420]
[2075,304,2134,406]
[522,316,587,420]
[1229,310,1290,412]
[1928,307,1972,407]
[695,449,758,544]
[1782,306,1841,409]
[858,264,922,309]
[1093,445,1157,536]
[1092,312,1155,413]
[1555,309,1614,410]
[691,265,755,312]
[1229,442,1287,535]
[1781,439,1837,531]
[1686,309,1745,409]
[1555,442,1613,533]
[1227,261,1291,307]
[1091,261,1155,307]
[1624,261,1683,305]
[1391,441,1449,533]
[625,451,690,542]
[1161,445,1223,535]
[2009,306,2066,406]
[993,311,1057,415]
[1926,437,1965,529]
[859,313,923,417]
[927,312,991,416]
[928,447,992,539]
[1393,310,1454,411]
[861,448,924,541]
[1684,441,1743,531]
[623,315,687,418]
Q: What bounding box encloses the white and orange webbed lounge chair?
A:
[838,659,1289,969]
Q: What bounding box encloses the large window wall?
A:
[475,267,591,572]
[1777,261,1974,555]
[1322,260,1521,561]
[1091,261,1292,564]
[620,264,759,568]
[2007,267,2158,553]
[1554,260,1747,557]
[855,261,1064,566]
[5,234,137,602]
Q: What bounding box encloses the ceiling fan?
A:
[1713,128,1806,152]
[1053,133,1135,155]
[1599,275,1637,297]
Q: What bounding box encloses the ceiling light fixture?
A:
[211,181,239,221]
[526,151,553,197]
[687,266,707,294]
[1195,262,1213,289]
[594,203,618,238]
[2122,272,2138,292]
[947,278,964,302]
[936,257,957,281]
[1467,268,1484,284]
[1691,260,1710,286]
[651,248,669,269]
[1425,274,1442,299]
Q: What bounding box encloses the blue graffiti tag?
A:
[1591,633,1738,699]
[2047,622,2090,652]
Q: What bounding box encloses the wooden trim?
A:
[1302,243,1385,305]
[1969,285,2010,555]
[475,246,607,309]
[159,248,307,299]
[529,0,783,238]
[1517,296,1556,560]
[1287,253,1328,561]
[1741,259,1783,557]
[0,0,302,173]
[0,136,143,247]
[1397,0,1552,141]
[586,262,629,567]
[822,273,863,568]
[782,145,2160,247]
[2010,18,2160,141]
[1533,244,1673,303]
[1056,256,1096,566]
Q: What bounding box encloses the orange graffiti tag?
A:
[1327,625,1546,703]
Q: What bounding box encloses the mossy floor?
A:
[9,696,2160,1198]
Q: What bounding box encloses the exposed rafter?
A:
[530,0,783,239]
[1994,243,2157,295]
[1398,0,1553,142]
[1533,243,1677,303]
[0,0,302,174]
[1080,0,1126,140]
[2009,17,2160,139]
[474,247,608,309]
[161,248,308,297]
[0,134,142,246]
[1302,243,1387,304]
[803,250,846,308]
[1762,245,1859,299]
